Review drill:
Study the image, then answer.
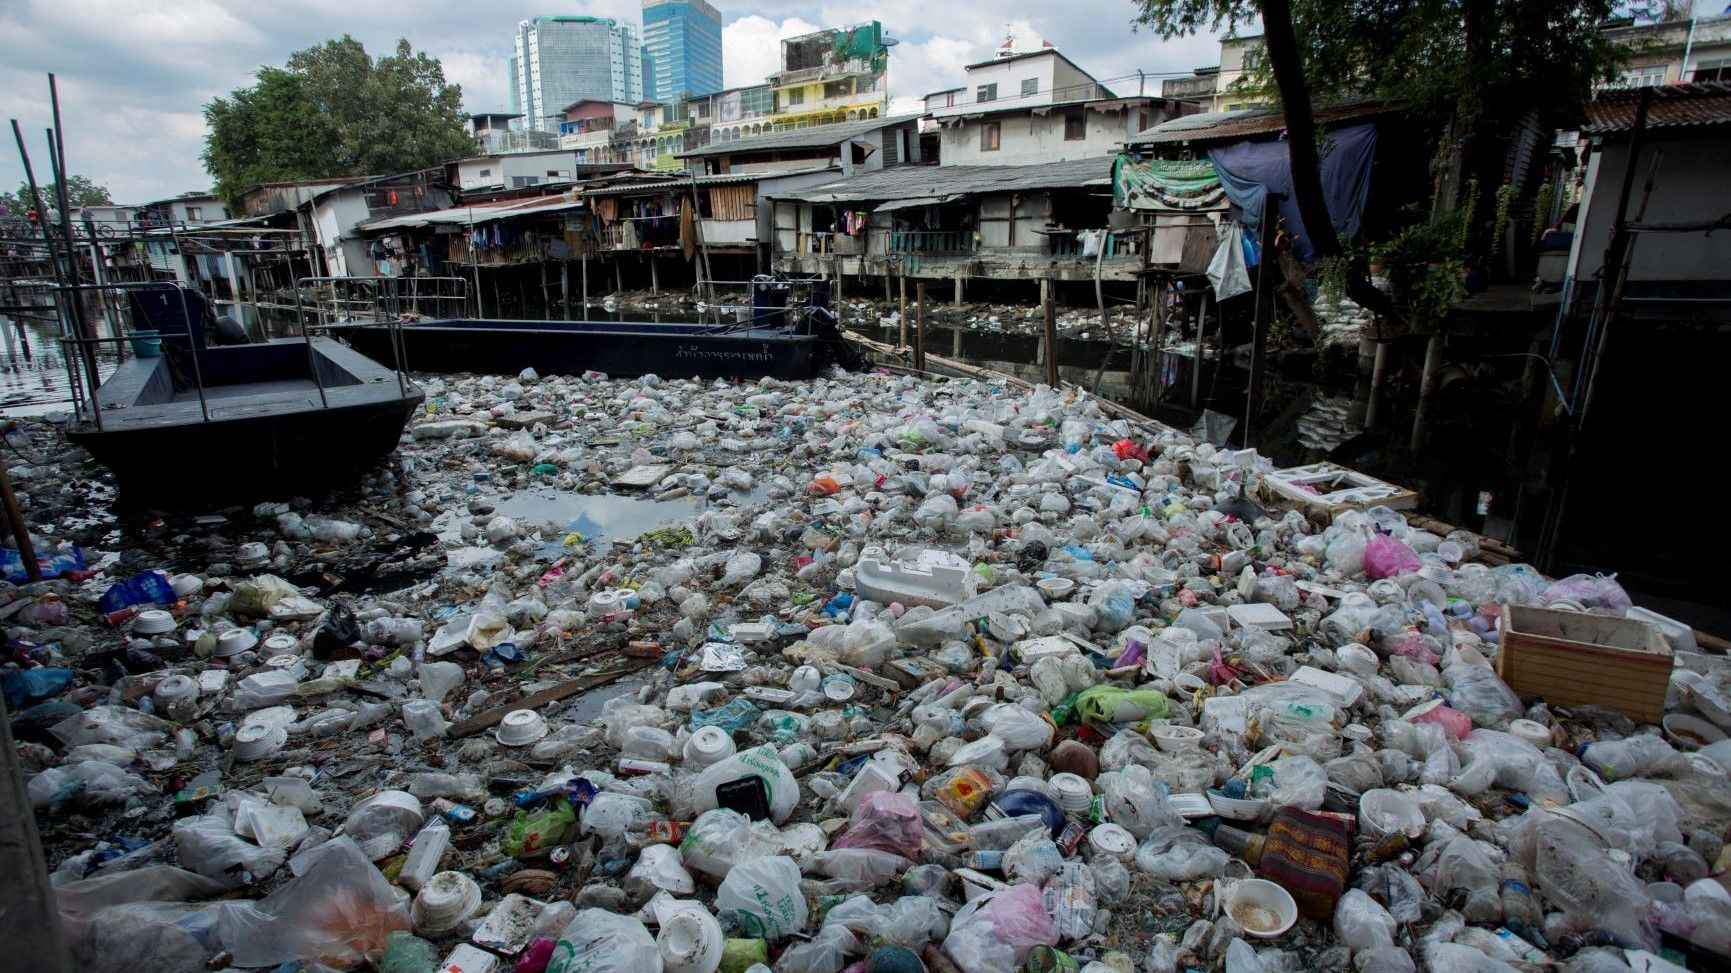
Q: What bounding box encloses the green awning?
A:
[1113,156,1225,211]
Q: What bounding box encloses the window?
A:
[1064,112,1086,141]
[787,88,804,106]
[977,83,998,103]
[1021,78,1039,97]
[1241,47,1265,71]
[547,170,560,177]
[1617,65,1666,87]
[980,120,1001,151]
[185,206,202,220]
[479,168,492,177]
[825,78,853,99]
[1693,58,1731,82]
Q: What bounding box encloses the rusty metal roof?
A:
[1127,99,1398,146]
[1584,82,1731,137]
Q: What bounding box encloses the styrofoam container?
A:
[684,726,737,768]
[1226,878,1299,938]
[412,871,482,936]
[1664,713,1726,750]
[132,609,177,634]
[1288,666,1364,708]
[214,628,259,658]
[1151,724,1205,752]
[1036,577,1076,600]
[1507,719,1553,749]
[1207,789,1270,822]
[495,709,549,746]
[854,547,977,608]
[1087,823,1137,861]
[658,904,724,973]
[1048,773,1094,813]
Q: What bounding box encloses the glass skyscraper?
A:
[509,16,643,133]
[642,0,723,102]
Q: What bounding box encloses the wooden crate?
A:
[1496,605,1673,724]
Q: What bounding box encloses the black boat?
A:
[64,284,422,505]
[325,277,860,380]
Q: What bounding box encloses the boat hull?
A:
[326,319,817,380]
[67,393,422,507]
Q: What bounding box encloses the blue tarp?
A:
[1207,122,1378,262]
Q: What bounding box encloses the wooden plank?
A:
[448,661,652,738]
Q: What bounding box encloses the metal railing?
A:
[293,275,465,400]
[877,230,974,256]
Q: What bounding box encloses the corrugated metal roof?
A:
[678,114,922,158]
[357,195,584,232]
[1128,100,1397,146]
[1585,82,1731,136]
[770,156,1115,204]
[578,165,838,198]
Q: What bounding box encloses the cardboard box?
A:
[1497,605,1673,724]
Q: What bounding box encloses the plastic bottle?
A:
[399,817,451,891]
[1499,862,1540,930]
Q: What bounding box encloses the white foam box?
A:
[440,944,500,973]
[1012,635,1079,663]
[835,760,901,811]
[1287,665,1365,708]
[1225,603,1293,631]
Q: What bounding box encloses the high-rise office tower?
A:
[641,0,723,102]
[509,16,644,132]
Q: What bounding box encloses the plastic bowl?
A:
[1036,577,1076,600]
[495,709,550,746]
[1206,789,1270,822]
[214,628,259,658]
[1664,713,1727,751]
[132,609,177,634]
[1151,724,1205,752]
[1226,878,1299,938]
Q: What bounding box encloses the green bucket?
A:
[127,330,162,358]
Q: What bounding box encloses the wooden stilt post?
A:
[1412,332,1445,453]
[1191,292,1209,410]
[915,283,928,370]
[1042,287,1059,388]
[1365,340,1391,430]
[897,269,908,349]
[0,463,40,582]
[954,275,963,307]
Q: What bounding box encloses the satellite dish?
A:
[882,35,900,47]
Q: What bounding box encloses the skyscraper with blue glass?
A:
[641,0,723,102]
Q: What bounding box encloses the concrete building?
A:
[923,44,1175,167]
[768,22,890,133]
[642,0,723,102]
[1601,13,1731,87]
[468,112,558,154]
[679,114,922,175]
[510,16,643,133]
[706,84,778,143]
[1161,34,1268,112]
[451,149,578,193]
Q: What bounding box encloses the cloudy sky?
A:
[0,0,1238,204]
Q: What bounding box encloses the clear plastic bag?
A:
[823,895,948,949]
[1264,755,1329,810]
[1133,826,1229,880]
[980,704,1054,751]
[1442,664,1522,727]
[681,808,785,880]
[774,923,859,973]
[682,744,800,823]
[940,883,1058,973]
[1332,889,1396,952]
[214,836,409,969]
[174,806,287,885]
[1581,734,1691,781]
[831,791,924,859]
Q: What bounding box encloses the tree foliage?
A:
[1132,0,1624,132]
[0,175,113,216]
[203,35,473,207]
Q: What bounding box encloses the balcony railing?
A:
[876,229,974,256]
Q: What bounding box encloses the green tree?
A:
[0,175,113,215]
[202,35,474,207]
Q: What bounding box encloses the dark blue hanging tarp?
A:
[1207,122,1378,261]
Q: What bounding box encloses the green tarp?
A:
[1113,156,1225,211]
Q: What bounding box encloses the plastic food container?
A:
[1151,724,1205,752]
[1226,878,1299,938]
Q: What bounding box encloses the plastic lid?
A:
[685,726,736,766]
[1087,823,1136,859]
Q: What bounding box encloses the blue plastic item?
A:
[990,789,1067,838]
[2,546,85,583]
[0,668,75,709]
[97,570,177,614]
[688,697,759,733]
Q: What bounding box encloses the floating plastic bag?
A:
[502,802,575,857]
[681,808,784,880]
[1363,533,1421,579]
[683,745,800,824]
[1442,664,1522,727]
[1539,573,1632,615]
[1332,889,1396,952]
[716,856,807,939]
[940,884,1058,973]
[547,909,663,973]
[831,791,924,859]
[980,704,1055,752]
[1074,686,1168,724]
[1133,826,1228,880]
[215,837,409,969]
[174,806,287,885]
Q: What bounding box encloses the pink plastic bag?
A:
[831,790,924,859]
[942,883,1059,973]
[1540,573,1632,615]
[1364,533,1422,579]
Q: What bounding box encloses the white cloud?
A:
[0,1,1226,202]
[722,15,823,90]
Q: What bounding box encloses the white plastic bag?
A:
[548,909,664,973]
[683,745,800,824]
[1333,888,1397,952]
[680,808,784,880]
[716,856,807,939]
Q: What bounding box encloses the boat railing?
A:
[691,277,836,336]
[29,279,222,430]
[294,276,468,397]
